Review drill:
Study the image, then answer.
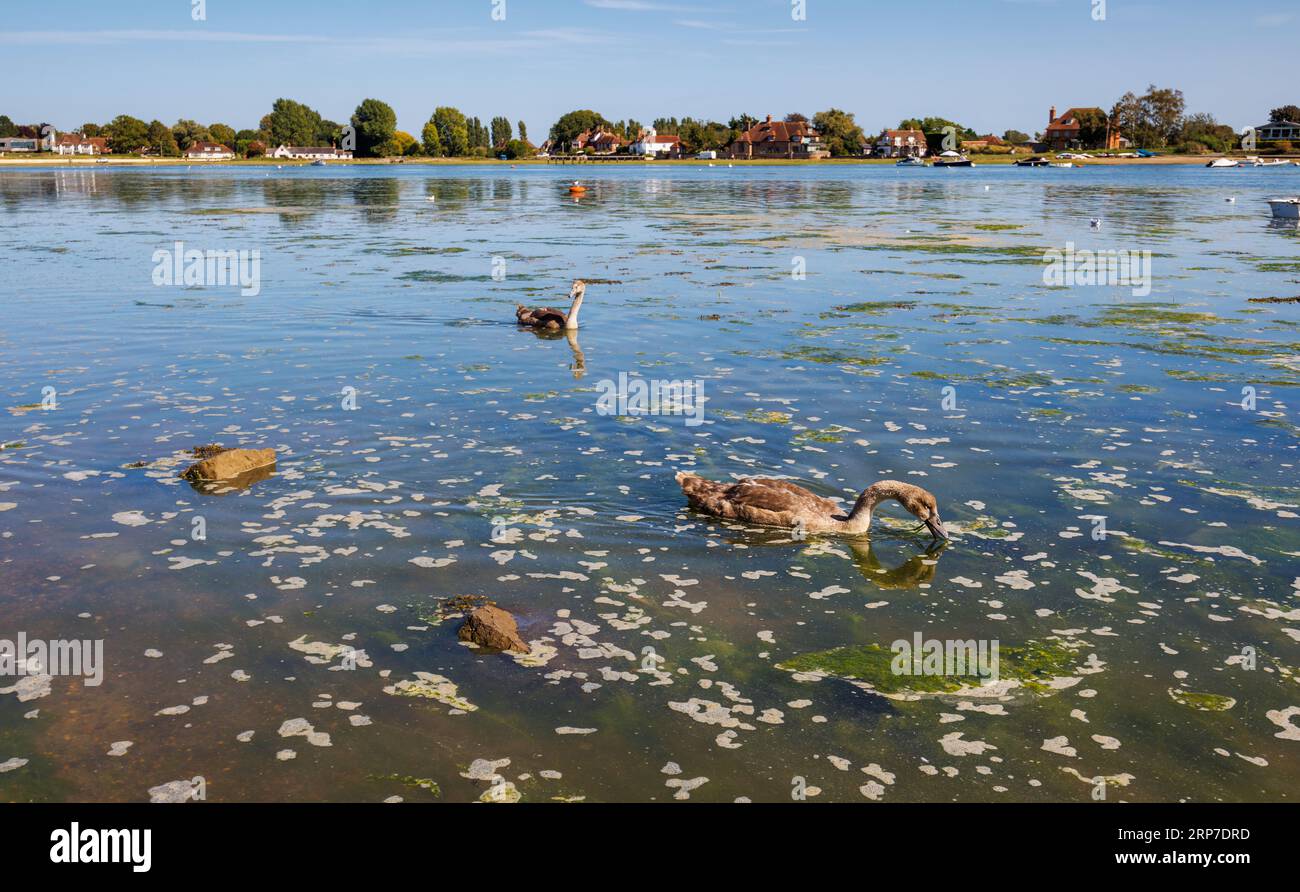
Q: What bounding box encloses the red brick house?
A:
[729,116,829,159]
[572,129,624,154]
[1044,106,1120,151]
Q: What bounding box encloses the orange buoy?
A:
[568,181,587,195]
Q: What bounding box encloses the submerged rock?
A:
[458,606,529,654]
[180,448,277,485]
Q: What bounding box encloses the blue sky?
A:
[3,0,1295,139]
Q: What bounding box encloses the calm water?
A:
[1,162,1298,803]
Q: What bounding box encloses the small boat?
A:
[932,157,974,168]
[1267,198,1300,220]
[1253,159,1291,168]
[895,156,924,167]
[1014,157,1050,167]
[1206,158,1239,168]
[1051,162,1076,168]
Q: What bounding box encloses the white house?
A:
[874,129,928,158]
[184,141,236,161]
[272,145,354,160]
[54,133,105,155]
[629,127,682,158]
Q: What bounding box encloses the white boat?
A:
[1267,198,1300,220]
[1254,159,1291,167]
[895,156,924,167]
[1206,158,1239,168]
[1050,162,1075,168]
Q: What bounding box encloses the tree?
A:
[105,115,149,153]
[0,115,17,138]
[393,130,418,156]
[147,120,180,156]
[1178,112,1235,153]
[729,114,758,133]
[208,123,236,149]
[785,112,808,123]
[490,116,513,148]
[172,119,211,150]
[517,120,528,143]
[234,128,265,157]
[1073,108,1111,147]
[421,119,444,157]
[261,98,323,148]
[549,110,610,150]
[812,108,866,157]
[317,119,344,147]
[80,122,102,138]
[1003,130,1031,145]
[1141,85,1185,146]
[1110,85,1186,148]
[503,139,534,160]
[670,118,732,154]
[1109,92,1148,146]
[431,107,469,156]
[351,98,398,157]
[466,116,489,152]
[1269,105,1300,124]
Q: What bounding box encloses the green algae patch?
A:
[1097,304,1221,328]
[777,639,1082,697]
[792,426,851,444]
[744,409,792,425]
[825,300,919,316]
[781,345,892,367]
[383,672,478,712]
[376,774,443,796]
[1168,688,1236,712]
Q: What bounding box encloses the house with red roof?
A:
[1044,106,1120,151]
[572,129,624,154]
[873,129,928,158]
[54,133,107,155]
[184,141,236,161]
[729,115,829,160]
[629,128,682,158]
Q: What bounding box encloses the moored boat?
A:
[895,156,924,167]
[1206,158,1239,168]
[1014,157,1050,167]
[1267,197,1300,220]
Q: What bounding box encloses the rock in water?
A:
[458,606,529,654]
[181,448,277,482]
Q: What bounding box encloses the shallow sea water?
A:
[1,163,1298,802]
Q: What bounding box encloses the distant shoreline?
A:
[0,154,1267,168]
